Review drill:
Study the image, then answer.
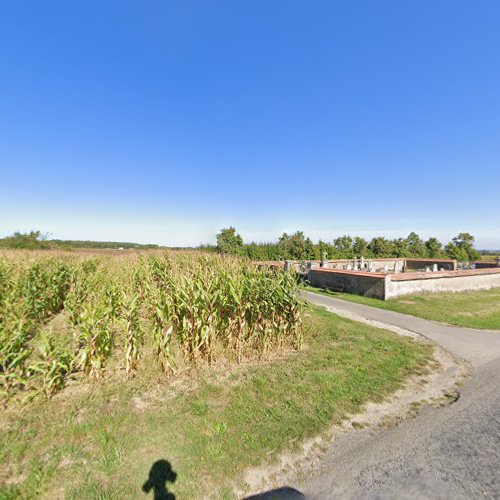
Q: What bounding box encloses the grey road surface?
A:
[299,291,500,499]
[304,291,500,367]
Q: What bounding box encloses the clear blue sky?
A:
[1,1,499,248]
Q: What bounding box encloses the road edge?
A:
[237,299,470,498]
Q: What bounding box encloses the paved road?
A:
[304,291,500,367]
[298,292,500,499]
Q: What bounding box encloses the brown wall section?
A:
[475,260,500,269]
[308,269,387,299]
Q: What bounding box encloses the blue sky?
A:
[1,1,499,248]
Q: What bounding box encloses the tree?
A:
[245,242,281,261]
[317,240,334,261]
[206,230,480,263]
[391,238,409,258]
[445,242,468,262]
[333,235,354,259]
[0,230,52,249]
[216,227,244,255]
[368,237,392,257]
[352,237,368,257]
[425,237,443,258]
[447,233,480,261]
[278,231,308,260]
[406,232,426,257]
[304,237,315,259]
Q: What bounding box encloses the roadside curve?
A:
[298,291,500,499]
[304,291,500,367]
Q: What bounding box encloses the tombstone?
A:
[425,266,431,273]
[433,263,438,272]
[321,251,328,269]
[360,257,364,269]
[284,260,292,271]
[384,265,388,273]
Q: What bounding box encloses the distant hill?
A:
[50,239,160,250]
[0,231,160,250]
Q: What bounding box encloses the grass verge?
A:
[307,286,500,330]
[0,306,432,499]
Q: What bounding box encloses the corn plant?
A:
[147,284,175,373]
[29,335,72,398]
[16,259,73,322]
[76,301,114,379]
[143,252,304,363]
[0,321,32,395]
[0,249,304,397]
[118,287,141,377]
[0,259,15,309]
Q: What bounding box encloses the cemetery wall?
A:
[308,267,500,300]
[386,268,500,299]
[308,269,387,299]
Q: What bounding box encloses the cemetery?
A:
[259,258,500,300]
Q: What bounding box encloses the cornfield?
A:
[0,250,303,400]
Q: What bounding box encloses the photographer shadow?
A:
[142,459,177,500]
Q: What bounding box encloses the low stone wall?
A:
[386,268,500,299]
[308,269,386,299]
[307,267,500,300]
[475,260,500,269]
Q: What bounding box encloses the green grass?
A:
[0,306,432,499]
[309,287,500,330]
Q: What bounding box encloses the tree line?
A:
[0,231,159,250]
[0,229,483,262]
[214,227,481,262]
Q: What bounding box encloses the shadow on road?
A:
[243,486,306,499]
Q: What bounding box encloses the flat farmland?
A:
[1,250,432,498]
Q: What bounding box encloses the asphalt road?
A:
[303,291,500,367]
[298,292,500,499]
